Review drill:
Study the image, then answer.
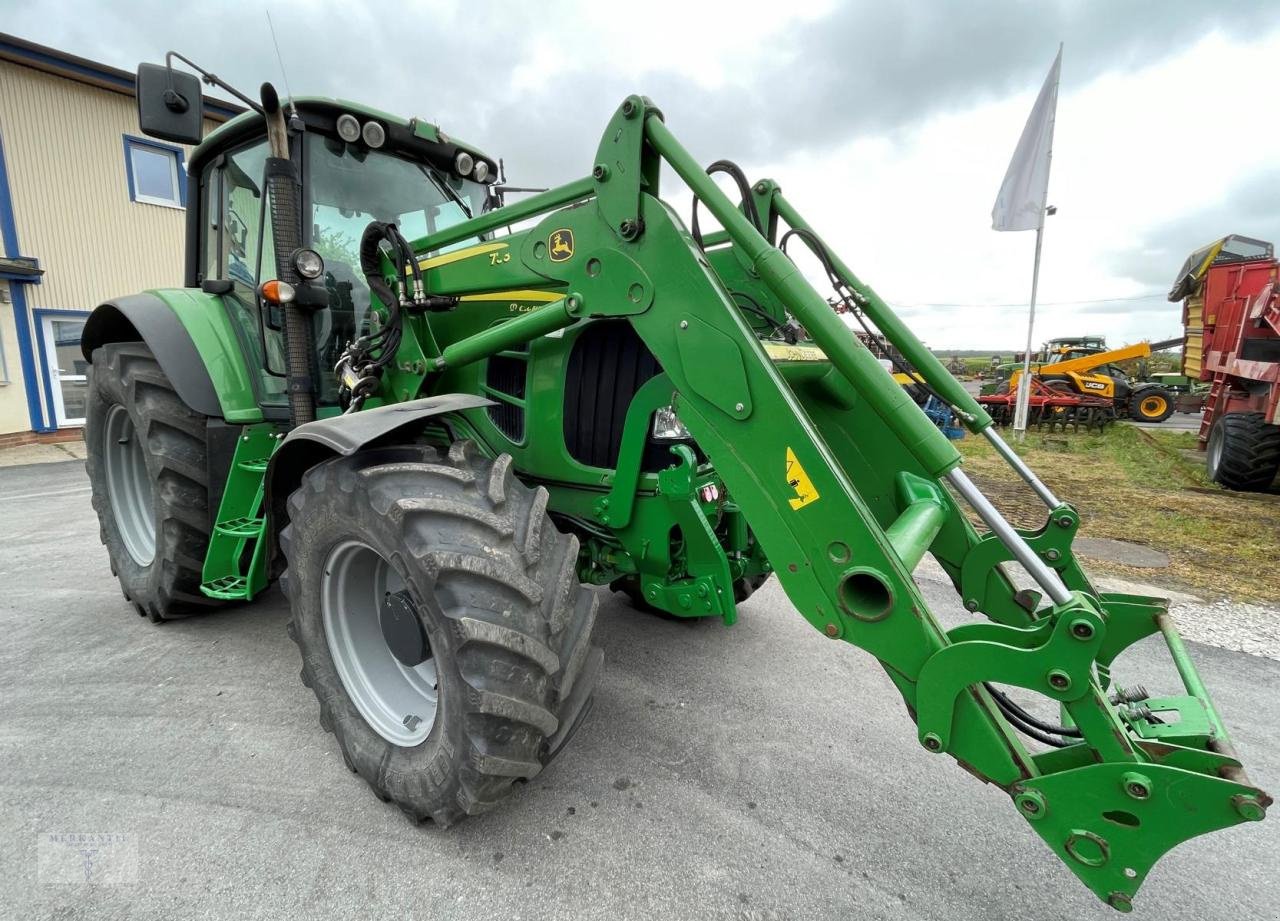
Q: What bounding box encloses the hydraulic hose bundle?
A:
[335,221,457,412]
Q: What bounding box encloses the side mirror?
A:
[136,63,204,144]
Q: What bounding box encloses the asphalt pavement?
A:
[1127,410,1202,432]
[1,460,1277,920]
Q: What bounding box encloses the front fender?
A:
[81,289,261,422]
[263,394,496,561]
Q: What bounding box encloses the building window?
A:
[123,136,185,208]
[35,311,90,428]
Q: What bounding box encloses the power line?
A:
[891,291,1166,310]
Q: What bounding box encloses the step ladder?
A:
[201,424,280,601]
[1197,379,1223,443]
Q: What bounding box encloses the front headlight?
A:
[361,120,386,149]
[652,405,691,441]
[454,150,475,176]
[292,248,325,280]
[335,113,361,143]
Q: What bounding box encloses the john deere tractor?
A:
[80,58,1267,910]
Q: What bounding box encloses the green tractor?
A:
[80,58,1266,909]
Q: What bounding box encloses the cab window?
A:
[200,139,286,405]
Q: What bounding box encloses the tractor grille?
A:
[563,320,689,471]
[485,349,528,442]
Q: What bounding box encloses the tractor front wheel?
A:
[281,443,602,825]
[85,342,223,622]
[1206,412,1280,492]
[1130,388,1175,423]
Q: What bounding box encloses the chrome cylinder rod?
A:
[945,468,1072,606]
[981,427,1062,509]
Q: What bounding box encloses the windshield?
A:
[306,134,489,404]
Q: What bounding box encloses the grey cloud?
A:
[1108,168,1280,291]
[4,0,1278,187]
[456,0,1280,183]
[1074,297,1173,315]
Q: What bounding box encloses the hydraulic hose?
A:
[691,160,764,250]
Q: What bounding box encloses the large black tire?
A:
[1129,387,1176,423]
[281,442,602,826]
[85,342,222,622]
[1206,412,1280,493]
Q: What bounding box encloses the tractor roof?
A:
[189,96,497,182]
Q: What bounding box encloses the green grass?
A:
[955,425,1280,603]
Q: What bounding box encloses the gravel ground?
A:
[1165,597,1280,661]
[916,556,1280,661]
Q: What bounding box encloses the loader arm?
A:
[394,96,1267,909]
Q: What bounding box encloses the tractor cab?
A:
[1040,335,1107,364]
[123,60,503,417]
[180,97,500,412]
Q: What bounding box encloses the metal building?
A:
[0,33,239,444]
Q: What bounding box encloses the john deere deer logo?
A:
[549,229,574,262]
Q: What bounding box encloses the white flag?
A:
[992,47,1061,232]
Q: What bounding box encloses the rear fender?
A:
[81,289,261,421]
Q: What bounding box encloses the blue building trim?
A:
[122,134,187,207]
[32,307,90,427]
[0,128,19,257]
[0,121,48,432]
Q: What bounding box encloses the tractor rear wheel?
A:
[1206,412,1280,493]
[1130,388,1175,423]
[281,442,602,825]
[85,342,223,622]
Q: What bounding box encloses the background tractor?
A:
[983,335,1183,424]
[1171,234,1280,492]
[78,56,1267,910]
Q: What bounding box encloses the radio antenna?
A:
[265,9,297,118]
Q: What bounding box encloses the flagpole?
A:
[1012,214,1045,441]
[1009,42,1061,444]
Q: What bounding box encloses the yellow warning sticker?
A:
[785,447,820,510]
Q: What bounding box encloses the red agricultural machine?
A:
[1169,235,1280,492]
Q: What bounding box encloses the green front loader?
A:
[79,59,1267,911]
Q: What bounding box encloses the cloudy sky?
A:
[8,0,1280,350]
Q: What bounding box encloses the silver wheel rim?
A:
[103,403,156,566]
[321,540,438,746]
[1208,426,1223,477]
